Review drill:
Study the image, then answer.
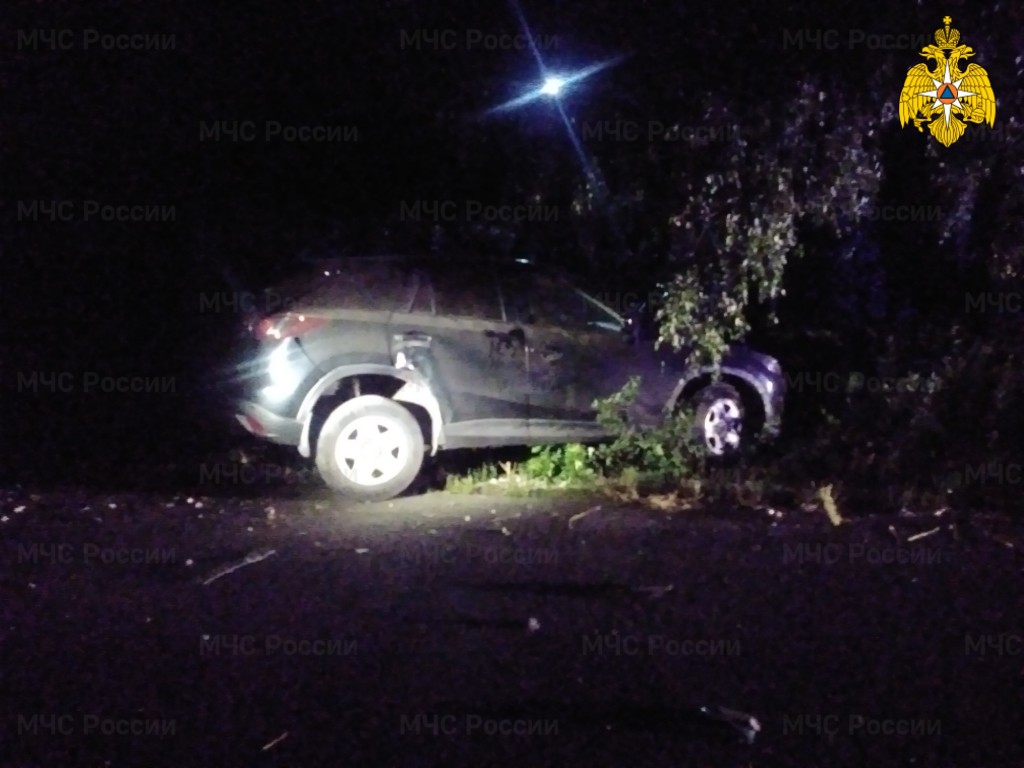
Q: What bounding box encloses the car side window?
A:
[502,270,590,328]
[426,267,502,320]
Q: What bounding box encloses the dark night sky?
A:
[2,0,1016,373]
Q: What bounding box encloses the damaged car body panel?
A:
[226,254,787,500]
[387,262,534,448]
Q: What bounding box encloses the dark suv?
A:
[227,255,785,500]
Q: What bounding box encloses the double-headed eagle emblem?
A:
[899,16,996,146]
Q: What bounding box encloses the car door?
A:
[498,267,638,439]
[388,262,531,445]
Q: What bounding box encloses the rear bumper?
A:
[234,400,302,446]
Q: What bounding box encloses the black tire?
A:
[692,383,745,457]
[315,395,425,501]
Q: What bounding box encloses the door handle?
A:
[394,330,431,346]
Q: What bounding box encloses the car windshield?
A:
[575,289,625,331]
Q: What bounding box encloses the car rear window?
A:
[285,260,413,312]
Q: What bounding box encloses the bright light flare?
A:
[261,340,303,402]
[540,76,566,96]
[484,54,627,115]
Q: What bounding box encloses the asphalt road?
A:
[2,483,1022,767]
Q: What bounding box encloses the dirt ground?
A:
[2,477,1022,767]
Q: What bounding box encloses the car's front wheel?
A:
[315,395,425,501]
[692,383,745,457]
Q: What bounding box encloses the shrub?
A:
[590,376,703,487]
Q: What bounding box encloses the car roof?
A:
[296,252,569,277]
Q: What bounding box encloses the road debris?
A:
[568,505,601,529]
[201,548,277,586]
[818,484,846,526]
[906,526,941,542]
[699,704,761,744]
[527,617,541,633]
[261,731,288,751]
[633,584,674,600]
[645,493,677,510]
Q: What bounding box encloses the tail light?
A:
[252,312,328,340]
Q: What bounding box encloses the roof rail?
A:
[297,252,413,264]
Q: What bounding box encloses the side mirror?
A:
[622,311,642,344]
[628,301,656,342]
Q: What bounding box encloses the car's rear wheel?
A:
[693,383,745,457]
[315,395,425,501]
